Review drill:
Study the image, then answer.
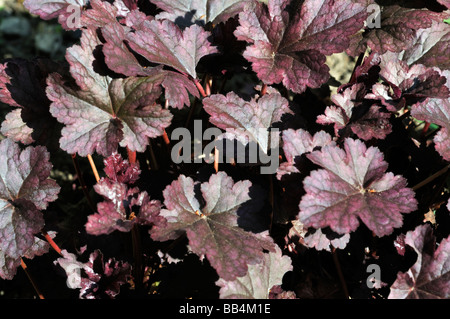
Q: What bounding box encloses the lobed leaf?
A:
[216,245,293,299]
[0,139,60,279]
[298,138,418,237]
[389,224,450,299]
[234,0,369,93]
[151,172,276,281]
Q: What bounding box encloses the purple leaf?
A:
[298,138,418,237]
[46,28,172,157]
[303,228,351,252]
[234,0,369,93]
[317,83,392,140]
[0,59,65,149]
[101,21,199,109]
[389,224,450,299]
[277,129,334,179]
[55,249,131,299]
[152,0,254,26]
[151,172,276,281]
[85,152,162,235]
[411,70,450,161]
[385,20,450,70]
[1,109,34,145]
[202,92,292,152]
[216,245,292,299]
[23,0,89,30]
[126,19,218,79]
[0,139,60,279]
[348,5,444,55]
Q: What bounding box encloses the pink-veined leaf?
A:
[1,109,34,145]
[151,172,276,281]
[0,139,60,279]
[202,92,292,153]
[388,224,450,299]
[152,0,254,26]
[298,138,418,237]
[126,19,218,79]
[216,245,293,299]
[234,0,369,93]
[46,28,173,157]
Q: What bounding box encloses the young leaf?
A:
[298,138,418,237]
[389,224,450,299]
[46,28,173,157]
[0,139,60,279]
[86,152,162,235]
[234,0,369,93]
[55,249,131,299]
[202,92,292,153]
[317,83,392,140]
[152,0,254,26]
[151,172,276,281]
[216,245,293,299]
[126,19,218,79]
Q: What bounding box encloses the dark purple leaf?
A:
[151,172,276,281]
[411,70,450,161]
[46,28,172,157]
[389,224,450,299]
[347,5,444,56]
[0,59,65,149]
[234,0,369,93]
[299,138,418,237]
[216,245,292,299]
[0,139,60,279]
[383,20,450,70]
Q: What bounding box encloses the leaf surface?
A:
[234,0,368,93]
[216,245,292,299]
[202,92,292,152]
[389,224,450,299]
[151,172,275,281]
[0,139,60,279]
[126,19,218,79]
[46,29,172,156]
[298,138,418,237]
[152,0,254,26]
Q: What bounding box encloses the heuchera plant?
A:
[0,0,449,299]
